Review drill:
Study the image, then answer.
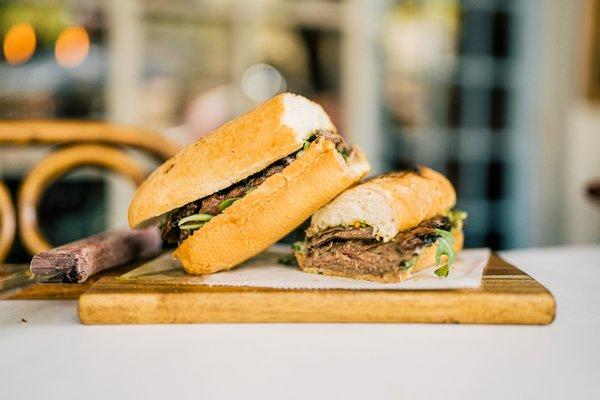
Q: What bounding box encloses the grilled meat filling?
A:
[303,216,452,277]
[161,130,349,246]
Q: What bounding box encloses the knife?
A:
[0,227,162,298]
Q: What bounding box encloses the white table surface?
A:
[1,245,599,400]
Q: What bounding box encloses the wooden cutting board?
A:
[78,253,555,325]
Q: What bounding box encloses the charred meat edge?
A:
[161,130,349,246]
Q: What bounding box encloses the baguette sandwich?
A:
[128,93,371,274]
[294,167,467,282]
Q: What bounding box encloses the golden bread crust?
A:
[307,166,457,240]
[174,140,370,274]
[128,93,332,228]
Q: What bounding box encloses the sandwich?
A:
[293,167,467,282]
[128,93,371,274]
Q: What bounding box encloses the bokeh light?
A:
[3,22,37,65]
[55,26,89,68]
[241,63,286,102]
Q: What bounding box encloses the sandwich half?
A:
[128,93,371,275]
[294,167,467,282]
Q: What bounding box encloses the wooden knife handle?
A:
[30,228,162,283]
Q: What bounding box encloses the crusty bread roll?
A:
[306,167,456,242]
[297,167,464,283]
[175,139,370,274]
[128,93,336,228]
[296,230,464,283]
[127,93,371,275]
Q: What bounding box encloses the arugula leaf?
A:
[434,229,456,278]
[295,141,310,158]
[434,264,449,278]
[447,209,468,231]
[179,222,205,230]
[219,197,239,212]
[178,213,213,226]
[291,240,307,253]
[338,147,350,163]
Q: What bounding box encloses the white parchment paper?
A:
[119,245,491,290]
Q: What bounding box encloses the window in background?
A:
[383,0,517,249]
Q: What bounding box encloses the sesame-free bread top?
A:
[307,167,456,242]
[128,93,335,228]
[174,139,371,274]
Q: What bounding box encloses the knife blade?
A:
[0,265,63,298]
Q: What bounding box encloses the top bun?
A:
[128,93,335,228]
[306,167,456,242]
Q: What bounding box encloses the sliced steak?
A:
[161,131,343,246]
[307,240,410,277]
[308,226,375,248]
[303,216,451,276]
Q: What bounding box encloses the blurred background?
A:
[1,0,599,263]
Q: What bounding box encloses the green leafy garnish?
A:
[448,209,468,231]
[338,147,349,163]
[291,240,307,253]
[178,213,213,227]
[295,141,310,158]
[179,223,205,230]
[219,197,239,212]
[434,229,456,278]
[434,263,449,278]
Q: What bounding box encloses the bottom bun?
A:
[297,229,464,283]
[174,139,370,275]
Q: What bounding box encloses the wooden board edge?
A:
[490,252,556,324]
[77,252,557,325]
[78,285,556,325]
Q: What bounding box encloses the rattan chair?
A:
[0,120,180,262]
